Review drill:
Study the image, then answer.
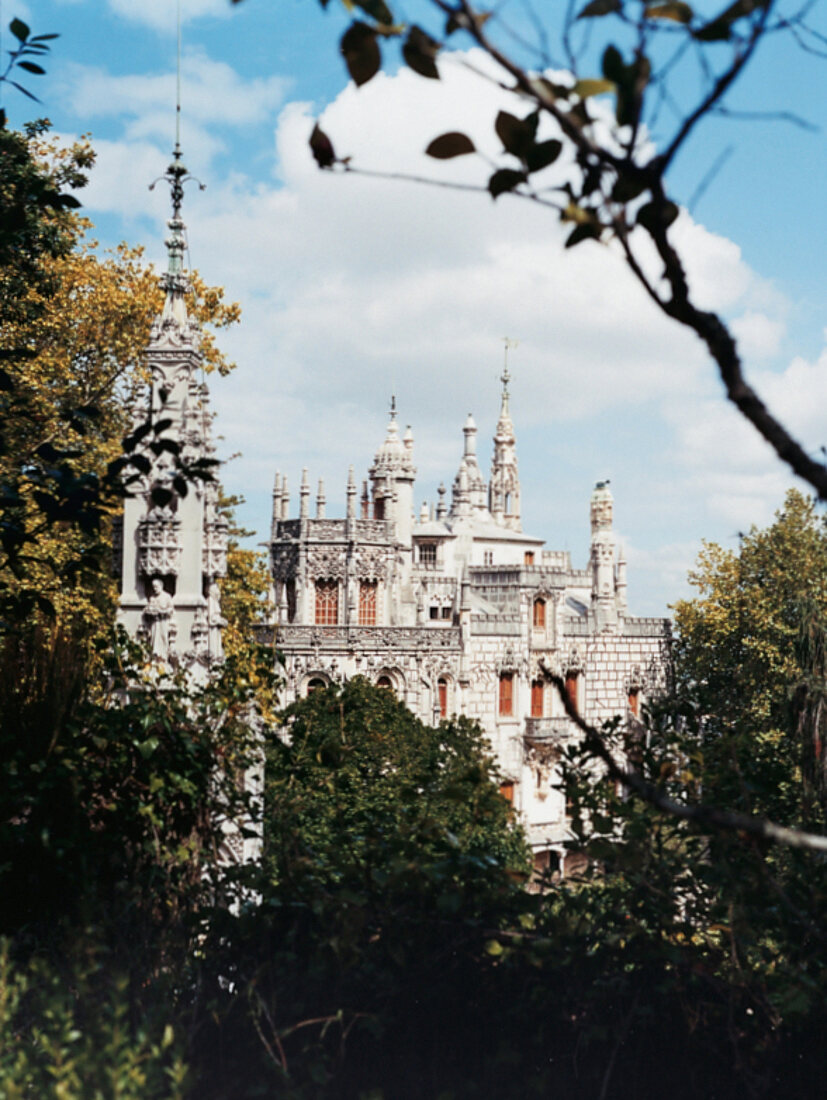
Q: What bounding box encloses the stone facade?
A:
[267,376,671,865]
[116,198,226,675]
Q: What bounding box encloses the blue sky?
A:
[6,0,827,615]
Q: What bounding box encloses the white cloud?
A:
[69,47,815,616]
[63,51,286,152]
[106,0,229,32]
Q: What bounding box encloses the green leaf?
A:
[494,110,538,158]
[636,199,679,233]
[341,21,381,86]
[138,736,160,759]
[574,78,615,98]
[526,139,562,173]
[694,0,768,42]
[425,131,476,159]
[565,222,601,248]
[602,45,625,83]
[487,168,527,199]
[644,1,693,22]
[577,0,622,16]
[484,938,504,956]
[402,25,440,79]
[353,0,394,24]
[309,123,337,169]
[9,18,30,42]
[8,80,39,102]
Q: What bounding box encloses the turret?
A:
[590,480,618,631]
[368,397,416,545]
[119,138,224,672]
[489,366,521,530]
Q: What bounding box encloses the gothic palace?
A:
[118,181,670,867]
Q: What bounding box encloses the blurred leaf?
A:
[425,132,476,159]
[341,21,381,86]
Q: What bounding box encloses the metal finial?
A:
[501,337,518,394]
[148,0,205,278]
[390,394,397,419]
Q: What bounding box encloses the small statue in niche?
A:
[207,580,226,661]
[145,577,175,661]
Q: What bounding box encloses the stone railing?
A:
[524,716,577,742]
[559,616,591,636]
[622,617,672,638]
[263,624,462,652]
[470,614,522,636]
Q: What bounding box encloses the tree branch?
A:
[548,674,827,854]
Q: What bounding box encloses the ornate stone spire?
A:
[590,480,618,631]
[489,357,521,530]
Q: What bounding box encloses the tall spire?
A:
[148,2,204,323]
[489,342,521,530]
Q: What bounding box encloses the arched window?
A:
[314,579,338,625]
[531,679,544,718]
[499,781,514,804]
[376,675,394,693]
[438,677,448,719]
[358,580,377,625]
[532,597,546,629]
[498,672,514,717]
[307,677,326,694]
[374,498,385,521]
[565,670,579,714]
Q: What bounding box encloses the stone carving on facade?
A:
[187,603,209,665]
[138,507,182,576]
[271,545,299,580]
[354,547,390,580]
[563,644,585,673]
[307,545,347,580]
[143,578,176,662]
[208,581,226,661]
[203,515,228,578]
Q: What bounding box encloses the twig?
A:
[548,674,827,854]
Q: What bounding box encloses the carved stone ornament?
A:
[142,578,177,663]
[271,544,299,580]
[138,509,182,576]
[564,644,585,673]
[355,547,390,580]
[307,545,347,580]
[203,516,229,578]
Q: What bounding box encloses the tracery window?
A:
[498,672,514,717]
[358,580,377,626]
[532,597,546,629]
[438,677,448,719]
[314,579,339,625]
[531,679,544,718]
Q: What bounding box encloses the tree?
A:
[674,488,827,819]
[187,677,534,1098]
[297,0,827,500]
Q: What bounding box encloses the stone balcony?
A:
[524,716,579,744]
[254,623,462,653]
